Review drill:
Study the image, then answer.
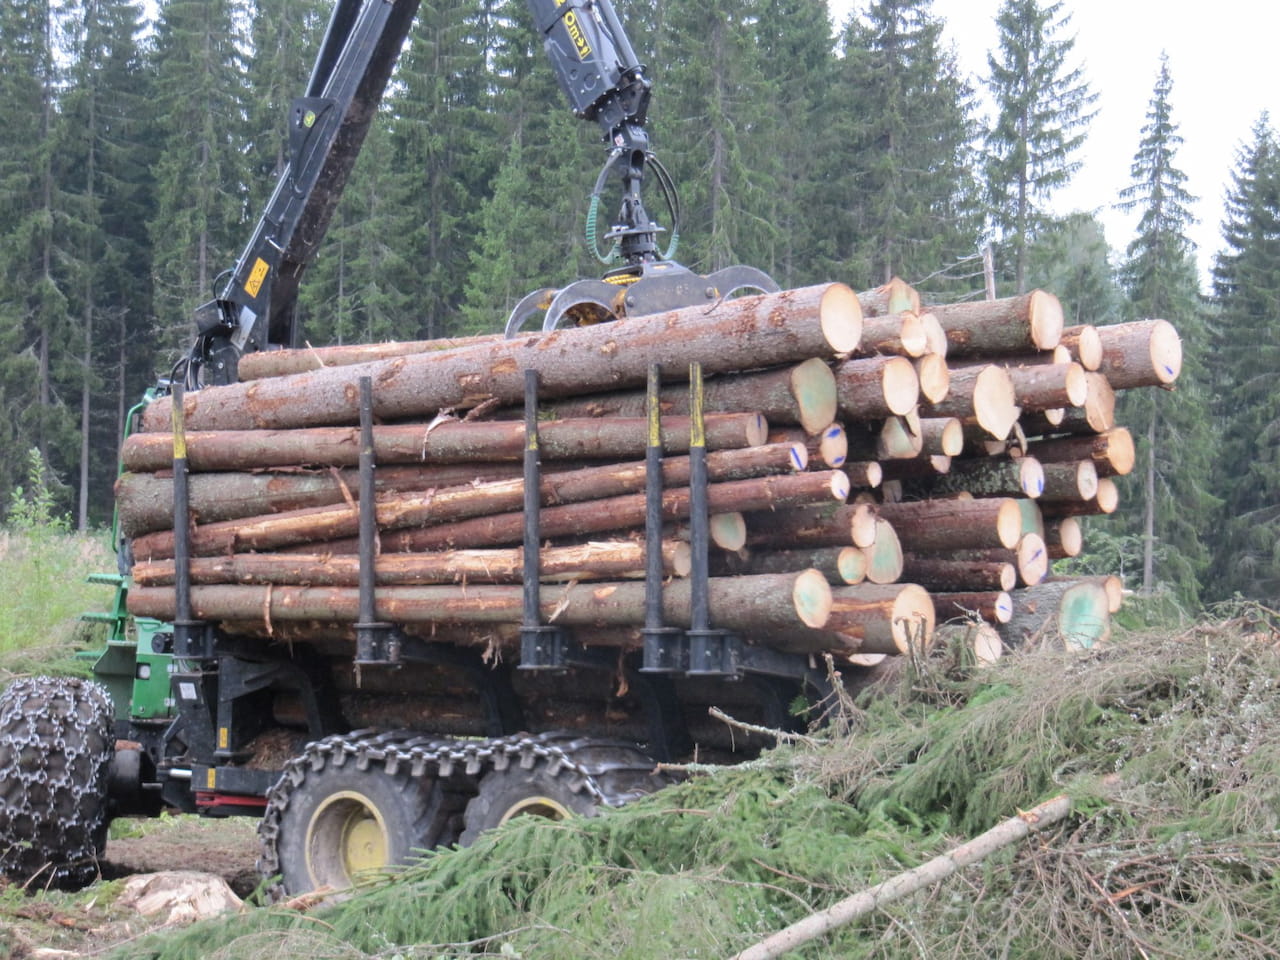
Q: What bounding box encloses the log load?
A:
[114,274,1186,710]
[140,284,863,434]
[998,579,1111,650]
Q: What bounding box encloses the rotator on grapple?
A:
[507,0,778,335]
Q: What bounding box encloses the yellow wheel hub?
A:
[498,795,574,826]
[305,790,390,888]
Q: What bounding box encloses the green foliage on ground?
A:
[0,450,115,674]
[123,618,1280,959]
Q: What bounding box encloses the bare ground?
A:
[0,815,263,959]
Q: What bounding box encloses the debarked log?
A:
[140,283,864,433]
[120,413,768,472]
[131,540,691,587]
[126,570,834,636]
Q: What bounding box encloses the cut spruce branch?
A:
[119,442,804,539]
[728,795,1072,960]
[514,357,838,435]
[121,413,768,472]
[1096,318,1182,389]
[875,497,1023,552]
[140,283,863,433]
[127,570,834,637]
[919,365,1019,440]
[133,470,850,560]
[834,355,919,418]
[926,290,1064,357]
[131,540,692,587]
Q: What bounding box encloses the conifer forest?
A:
[0,0,1275,613]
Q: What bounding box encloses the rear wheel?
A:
[459,759,598,846]
[274,760,450,895]
[0,676,115,888]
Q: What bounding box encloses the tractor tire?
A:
[458,739,667,847]
[0,676,115,888]
[274,758,451,896]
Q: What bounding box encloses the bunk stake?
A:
[519,369,571,670]
[354,376,399,668]
[171,377,214,659]
[641,362,684,673]
[684,360,739,676]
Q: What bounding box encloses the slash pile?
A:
[117,280,1181,664]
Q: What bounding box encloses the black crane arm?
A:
[189,0,422,387]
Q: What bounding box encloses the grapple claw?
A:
[505,288,558,338]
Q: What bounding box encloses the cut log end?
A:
[794,568,835,629]
[1028,289,1065,351]
[973,366,1020,440]
[996,497,1023,549]
[1019,457,1045,499]
[1016,533,1049,586]
[883,356,920,416]
[915,354,950,404]
[790,357,840,434]
[820,283,864,354]
[710,513,748,550]
[1063,362,1088,408]
[1149,318,1183,384]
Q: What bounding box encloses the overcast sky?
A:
[826,0,1279,283]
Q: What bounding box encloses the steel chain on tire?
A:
[0,676,115,886]
[257,729,665,886]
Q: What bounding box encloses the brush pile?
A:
[116,279,1181,662]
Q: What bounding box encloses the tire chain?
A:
[0,676,115,886]
[257,728,665,883]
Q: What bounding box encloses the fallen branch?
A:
[728,794,1072,960]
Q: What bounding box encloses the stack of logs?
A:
[118,279,1180,666]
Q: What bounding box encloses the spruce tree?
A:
[1208,115,1280,601]
[830,0,981,292]
[1114,55,1216,607]
[984,0,1096,293]
[148,0,251,365]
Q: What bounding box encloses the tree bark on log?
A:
[1044,517,1083,558]
[1020,372,1115,437]
[1059,325,1102,371]
[1038,477,1119,518]
[1028,427,1134,477]
[236,334,502,380]
[875,497,1023,551]
[844,412,924,461]
[856,278,920,317]
[925,533,1048,587]
[769,424,845,469]
[121,413,768,472]
[932,590,1013,624]
[855,313,927,358]
[126,570,834,637]
[919,417,963,456]
[879,455,951,482]
[140,283,863,433]
[844,460,882,490]
[135,470,850,560]
[921,454,1044,499]
[999,580,1111,650]
[711,546,866,585]
[1003,362,1087,411]
[899,557,1016,592]
[1038,460,1099,502]
[1095,318,1182,389]
[728,795,1072,960]
[823,583,935,655]
[926,290,1064,357]
[745,502,879,550]
[131,540,691,587]
[522,358,838,435]
[920,365,1019,440]
[834,356,919,419]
